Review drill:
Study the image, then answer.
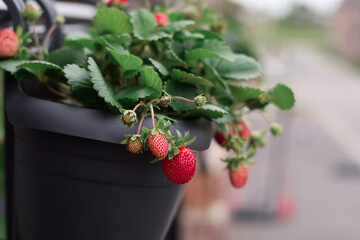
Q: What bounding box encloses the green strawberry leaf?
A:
[155,20,194,34]
[16,61,63,79]
[213,110,236,124]
[130,9,157,40]
[65,38,95,51]
[195,39,236,62]
[115,85,157,107]
[203,63,226,89]
[107,49,143,72]
[46,48,86,68]
[192,103,228,119]
[149,58,169,76]
[164,79,197,112]
[185,49,222,66]
[204,54,262,81]
[138,67,163,99]
[94,35,130,54]
[93,7,132,35]
[0,60,27,73]
[87,57,123,110]
[64,64,101,103]
[229,85,264,102]
[193,29,223,41]
[166,41,187,66]
[172,69,214,87]
[268,84,295,110]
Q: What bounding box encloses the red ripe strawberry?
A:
[107,0,128,4]
[215,130,233,146]
[277,192,297,222]
[127,137,143,154]
[154,13,170,26]
[237,121,250,139]
[147,133,168,158]
[0,28,19,58]
[228,165,248,188]
[215,131,227,145]
[162,147,196,184]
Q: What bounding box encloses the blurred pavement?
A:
[181,44,360,240]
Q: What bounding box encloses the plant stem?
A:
[44,81,73,100]
[255,110,272,127]
[172,96,194,103]
[145,0,151,9]
[41,24,57,58]
[133,102,143,112]
[31,22,41,55]
[150,103,155,129]
[137,114,146,135]
[22,47,39,59]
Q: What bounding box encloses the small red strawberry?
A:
[277,191,297,222]
[215,131,227,145]
[127,135,143,154]
[228,165,248,188]
[0,28,19,58]
[215,129,233,146]
[107,0,128,5]
[162,147,196,184]
[237,121,250,139]
[154,13,170,26]
[147,132,169,158]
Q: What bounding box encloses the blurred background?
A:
[1,0,360,239]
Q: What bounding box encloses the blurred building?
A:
[335,0,360,60]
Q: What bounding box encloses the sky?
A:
[233,0,343,18]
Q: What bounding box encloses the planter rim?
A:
[6,80,214,150]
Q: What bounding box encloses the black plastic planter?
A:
[5,80,213,240]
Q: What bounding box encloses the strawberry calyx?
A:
[167,130,196,160]
[221,151,256,171]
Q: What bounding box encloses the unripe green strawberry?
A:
[121,110,137,127]
[270,122,284,136]
[228,165,248,188]
[194,94,207,106]
[127,135,143,154]
[160,96,171,107]
[162,147,196,184]
[147,132,168,158]
[0,28,19,58]
[23,4,43,21]
[55,15,65,26]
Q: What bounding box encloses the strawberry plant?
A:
[0,1,295,187]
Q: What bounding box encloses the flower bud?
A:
[258,93,271,104]
[160,96,171,107]
[194,95,207,106]
[250,130,267,147]
[23,4,43,21]
[270,123,284,136]
[0,28,19,58]
[121,110,137,127]
[55,15,66,26]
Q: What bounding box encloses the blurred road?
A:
[181,45,360,240]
